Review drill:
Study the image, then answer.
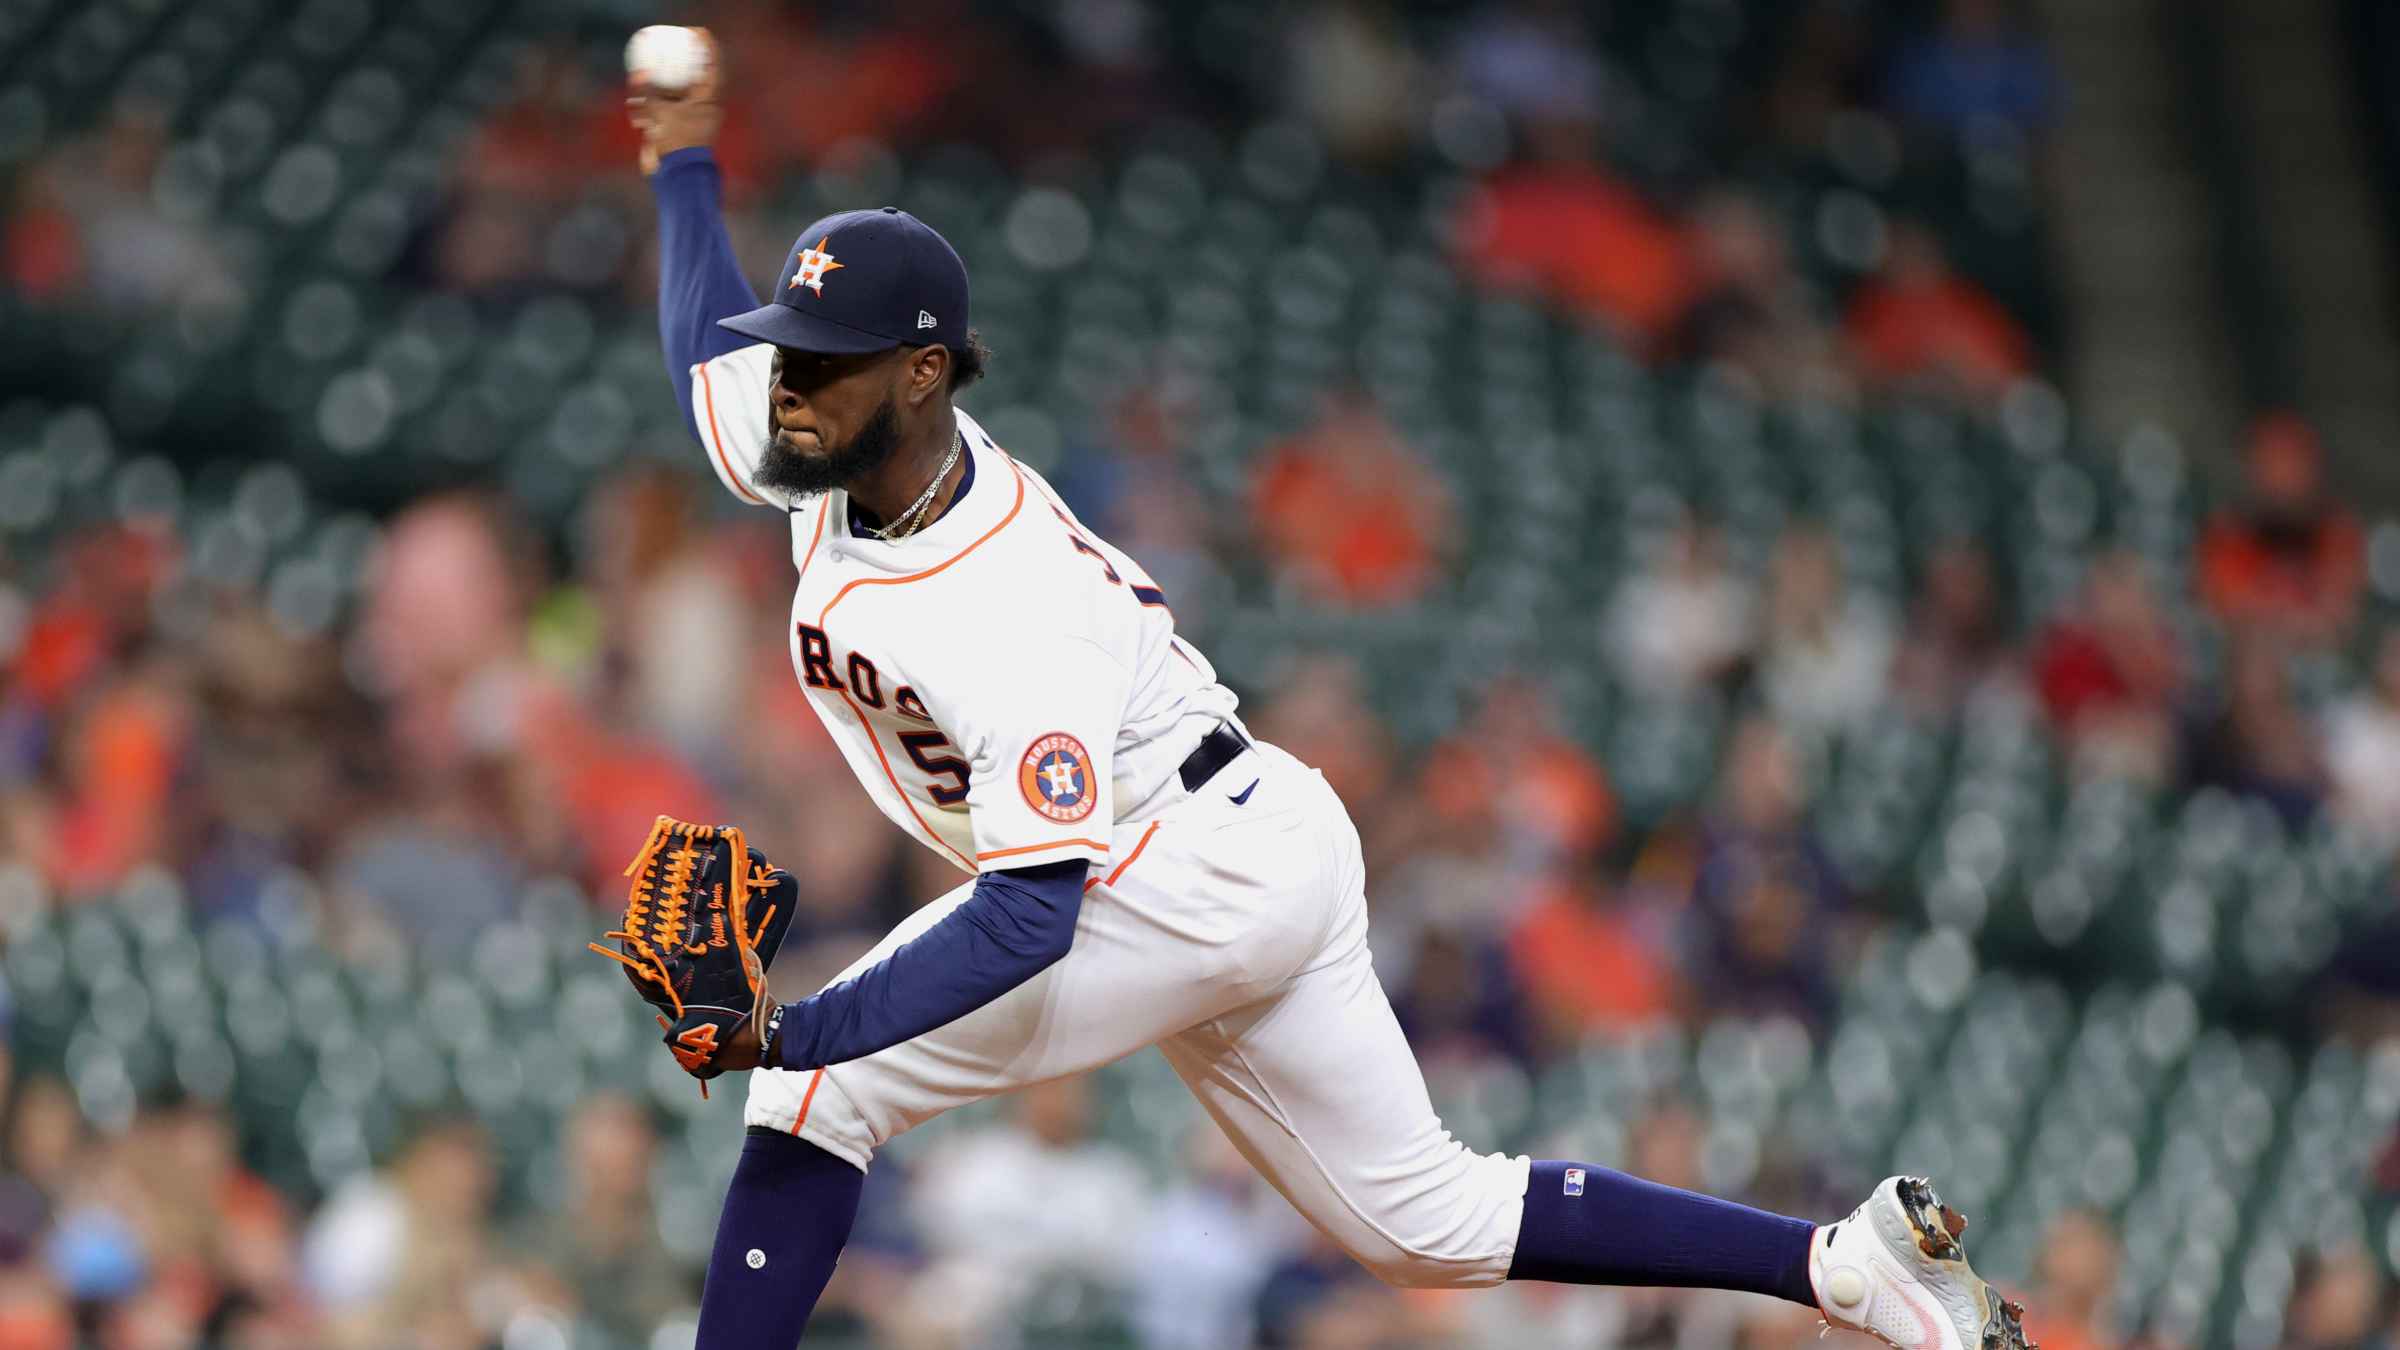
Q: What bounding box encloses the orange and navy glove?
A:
[588,816,797,1094]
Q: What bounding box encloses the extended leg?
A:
[693,1129,865,1349]
[1159,936,1815,1299]
[1159,912,2031,1346]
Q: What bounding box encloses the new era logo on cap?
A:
[717,207,971,356]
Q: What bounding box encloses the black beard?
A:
[754,396,903,499]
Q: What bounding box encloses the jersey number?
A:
[899,731,970,805]
[1052,506,1167,608]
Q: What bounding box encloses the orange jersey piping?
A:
[975,837,1109,863]
[815,453,1029,626]
[696,362,767,506]
[795,496,830,587]
[788,1067,826,1135]
[1085,821,1162,893]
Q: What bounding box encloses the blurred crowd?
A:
[3,354,2398,1349]
[5,0,2400,1347]
[7,0,2059,411]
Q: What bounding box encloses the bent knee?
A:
[1317,1149,1529,1291]
[743,1067,877,1171]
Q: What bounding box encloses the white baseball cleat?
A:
[1809,1176,2035,1350]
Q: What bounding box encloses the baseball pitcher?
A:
[599,33,2034,1350]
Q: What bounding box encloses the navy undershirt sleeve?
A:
[650,146,760,435]
[769,860,1088,1072]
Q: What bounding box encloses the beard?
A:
[754,395,903,499]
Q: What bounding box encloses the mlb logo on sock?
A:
[1563,1168,1585,1197]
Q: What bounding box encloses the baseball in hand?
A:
[626,25,710,92]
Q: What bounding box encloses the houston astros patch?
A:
[1019,731,1097,823]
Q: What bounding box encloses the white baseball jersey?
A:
[689,342,1240,875]
[685,342,1533,1292]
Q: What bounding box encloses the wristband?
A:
[761,1001,788,1070]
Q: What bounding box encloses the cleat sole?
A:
[1984,1297,2033,1350]
[1894,1175,1965,1262]
[1889,1177,2039,1350]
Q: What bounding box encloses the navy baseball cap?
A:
[718,207,971,356]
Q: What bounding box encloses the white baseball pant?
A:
[743,740,1532,1288]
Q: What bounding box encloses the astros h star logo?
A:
[788,236,844,295]
[1018,732,1097,823]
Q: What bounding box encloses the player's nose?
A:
[769,378,815,427]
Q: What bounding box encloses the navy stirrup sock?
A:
[696,1128,866,1348]
[1507,1161,1819,1307]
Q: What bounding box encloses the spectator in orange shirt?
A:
[1249,397,1453,609]
[48,675,185,894]
[1507,875,1676,1053]
[1415,676,1616,869]
[1846,222,2031,398]
[1409,678,1621,1058]
[1410,676,1655,1054]
[2197,412,2363,647]
[1451,123,1694,351]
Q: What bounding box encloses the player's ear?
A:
[903,345,949,407]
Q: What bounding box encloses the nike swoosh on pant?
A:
[1228,778,1259,805]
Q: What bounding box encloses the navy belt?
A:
[1177,724,1250,792]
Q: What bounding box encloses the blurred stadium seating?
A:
[2,1,2398,1348]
